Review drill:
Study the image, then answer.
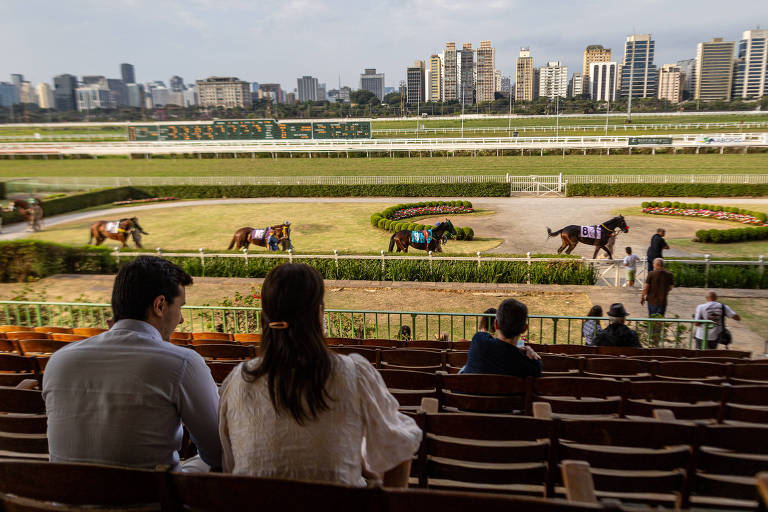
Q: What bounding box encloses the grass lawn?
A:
[21,203,501,254]
[724,298,768,343]
[3,154,768,178]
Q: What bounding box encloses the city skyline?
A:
[1,0,765,91]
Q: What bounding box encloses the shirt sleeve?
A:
[724,304,738,319]
[178,353,223,468]
[351,354,423,476]
[217,363,243,473]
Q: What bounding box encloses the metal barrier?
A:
[0,301,712,348]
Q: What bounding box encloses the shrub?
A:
[377,218,388,229]
[370,214,382,226]
[641,202,650,208]
[0,240,116,282]
[455,229,465,240]
[463,227,475,241]
[567,184,768,197]
[662,201,672,207]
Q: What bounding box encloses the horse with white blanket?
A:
[546,215,628,259]
[227,224,291,251]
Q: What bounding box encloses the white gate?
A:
[508,174,565,196]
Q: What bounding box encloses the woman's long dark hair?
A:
[241,263,333,424]
[586,305,603,318]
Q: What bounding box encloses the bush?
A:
[370,214,382,227]
[0,240,116,282]
[455,229,465,241]
[696,226,768,244]
[463,227,474,241]
[377,218,388,229]
[568,184,768,197]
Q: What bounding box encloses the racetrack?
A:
[5,196,768,257]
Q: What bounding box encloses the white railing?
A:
[374,121,768,134]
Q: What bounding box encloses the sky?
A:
[1,0,765,91]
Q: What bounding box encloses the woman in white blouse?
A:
[218,263,422,486]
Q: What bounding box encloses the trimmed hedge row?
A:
[370,201,475,241]
[695,227,768,243]
[667,261,768,289]
[2,184,509,225]
[0,181,6,200]
[0,240,116,282]
[567,183,768,197]
[641,201,768,222]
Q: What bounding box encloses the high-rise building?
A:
[53,74,78,111]
[494,70,502,93]
[10,74,23,89]
[695,37,735,101]
[620,34,658,98]
[126,83,144,108]
[589,62,618,101]
[500,76,512,95]
[169,76,185,92]
[120,63,135,84]
[328,86,351,103]
[360,68,385,101]
[658,64,683,103]
[259,83,283,103]
[475,41,495,103]
[459,43,475,104]
[36,83,54,109]
[406,60,425,106]
[0,83,19,107]
[82,75,106,86]
[428,55,442,102]
[732,29,768,99]
[443,42,458,102]
[568,72,584,97]
[538,61,568,99]
[76,85,114,111]
[515,48,535,101]
[18,81,36,105]
[317,83,327,102]
[296,75,319,102]
[583,45,612,80]
[677,59,696,100]
[196,76,252,108]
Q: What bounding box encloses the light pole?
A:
[460,85,465,138]
[507,91,512,137]
[555,95,560,138]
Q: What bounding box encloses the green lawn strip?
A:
[3,154,768,178]
[723,298,768,339]
[669,238,768,258]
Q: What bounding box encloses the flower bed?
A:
[370,201,476,241]
[389,204,473,221]
[641,201,768,226]
[113,197,178,205]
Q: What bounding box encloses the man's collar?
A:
[111,319,164,342]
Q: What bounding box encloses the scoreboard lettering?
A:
[128,120,371,141]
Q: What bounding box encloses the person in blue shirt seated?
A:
[460,298,542,377]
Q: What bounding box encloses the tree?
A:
[349,89,376,105]
[383,92,401,105]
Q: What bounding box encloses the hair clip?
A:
[268,321,289,329]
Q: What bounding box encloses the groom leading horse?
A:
[546,215,628,259]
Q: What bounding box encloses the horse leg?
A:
[592,245,600,259]
[565,242,577,254]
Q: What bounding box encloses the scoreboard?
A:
[128,120,370,141]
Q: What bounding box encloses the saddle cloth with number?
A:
[250,228,267,241]
[579,225,601,239]
[411,230,433,244]
[105,221,120,234]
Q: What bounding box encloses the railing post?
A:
[477,251,481,269]
[615,260,620,287]
[704,254,711,288]
[156,247,162,256]
[380,250,385,277]
[333,249,339,273]
[428,250,433,270]
[288,249,293,264]
[526,251,531,284]
[199,248,205,277]
[759,255,765,279]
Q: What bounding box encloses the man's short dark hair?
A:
[111,256,193,322]
[479,307,497,331]
[495,298,528,339]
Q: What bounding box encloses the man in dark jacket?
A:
[461,298,542,377]
[646,228,669,272]
[593,303,641,347]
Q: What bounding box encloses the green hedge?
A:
[568,183,768,197]
[0,241,116,282]
[371,200,476,242]
[0,181,6,200]
[3,184,508,226]
[641,201,768,222]
[667,261,768,289]
[695,227,768,243]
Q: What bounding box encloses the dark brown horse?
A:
[546,215,628,259]
[227,224,290,251]
[89,217,148,248]
[11,198,43,231]
[388,219,457,253]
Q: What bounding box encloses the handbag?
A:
[716,303,732,346]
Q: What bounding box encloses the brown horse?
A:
[227,224,290,251]
[546,215,628,259]
[388,220,457,253]
[89,217,148,248]
[11,198,44,232]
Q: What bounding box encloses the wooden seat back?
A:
[5,332,49,341]
[548,345,597,356]
[533,377,626,417]
[730,364,768,382]
[71,327,106,336]
[582,357,651,378]
[32,326,72,334]
[191,344,255,361]
[379,370,438,409]
[594,346,646,357]
[379,349,445,372]
[0,326,32,333]
[0,339,18,354]
[50,333,87,342]
[15,339,70,356]
[438,373,530,414]
[623,381,725,420]
[653,361,729,381]
[233,333,262,343]
[0,354,40,373]
[191,332,233,341]
[206,361,240,384]
[330,346,380,365]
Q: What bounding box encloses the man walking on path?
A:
[694,291,741,350]
[641,258,674,317]
[646,228,669,272]
[623,247,640,288]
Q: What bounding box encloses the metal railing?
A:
[0,301,713,349]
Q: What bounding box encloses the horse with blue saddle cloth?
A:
[388,219,457,253]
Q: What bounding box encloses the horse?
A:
[388,219,457,253]
[546,215,629,259]
[227,224,290,251]
[11,198,44,232]
[88,217,148,248]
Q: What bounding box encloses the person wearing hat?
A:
[283,221,293,250]
[593,303,641,347]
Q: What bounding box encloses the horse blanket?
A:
[105,221,120,234]
[579,225,602,239]
[250,228,267,241]
[411,230,433,244]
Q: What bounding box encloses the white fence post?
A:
[199,248,205,277]
[242,247,248,266]
[477,251,482,269]
[428,250,433,270]
[759,255,765,278]
[288,249,293,264]
[333,249,339,272]
[526,252,532,284]
[380,250,386,276]
[704,254,711,288]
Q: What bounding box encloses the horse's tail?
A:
[388,233,396,252]
[546,227,564,239]
[227,235,237,250]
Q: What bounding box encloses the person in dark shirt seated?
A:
[593,303,641,347]
[461,298,542,377]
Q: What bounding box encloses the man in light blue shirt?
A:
[43,256,222,470]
